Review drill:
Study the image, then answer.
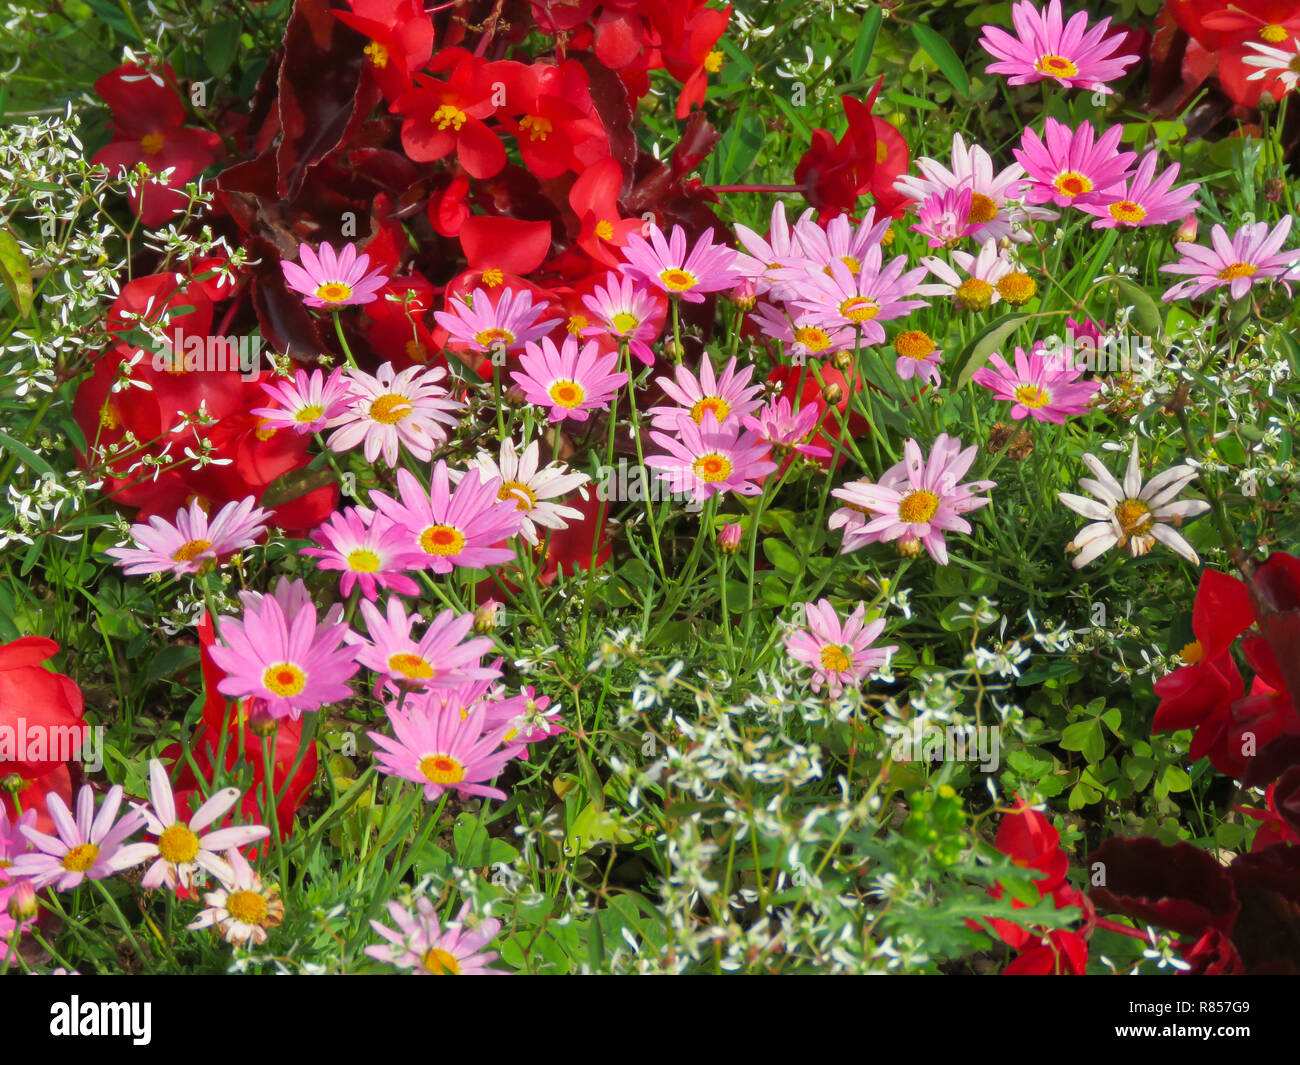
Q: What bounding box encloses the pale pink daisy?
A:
[580,273,666,366]
[368,695,522,802]
[369,463,524,574]
[784,600,897,697]
[646,412,777,502]
[434,286,559,355]
[366,898,505,975]
[789,208,893,278]
[452,438,589,546]
[648,354,765,432]
[1076,152,1201,229]
[107,495,269,578]
[733,201,818,300]
[971,345,1102,423]
[742,396,832,461]
[511,335,628,423]
[327,362,464,467]
[11,784,151,891]
[186,848,284,946]
[281,241,389,308]
[830,434,995,565]
[479,685,564,751]
[919,240,1017,311]
[1159,217,1300,302]
[619,223,743,303]
[250,367,355,435]
[829,459,909,554]
[1013,118,1136,208]
[789,253,929,344]
[209,586,360,720]
[750,303,855,361]
[349,597,499,694]
[893,330,945,386]
[979,0,1139,93]
[301,507,423,600]
[131,758,270,893]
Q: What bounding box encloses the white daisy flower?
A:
[918,239,1017,311]
[1243,38,1300,92]
[187,848,284,947]
[451,438,589,546]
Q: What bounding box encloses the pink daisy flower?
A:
[0,807,36,954]
[910,186,977,248]
[580,273,666,366]
[893,329,945,386]
[830,434,995,565]
[478,685,564,752]
[971,345,1103,423]
[619,223,743,303]
[1075,151,1201,229]
[511,335,628,424]
[829,459,909,554]
[979,0,1139,93]
[209,583,360,720]
[452,438,589,547]
[281,241,389,308]
[366,898,505,975]
[789,254,929,344]
[370,463,524,575]
[107,495,269,578]
[918,239,1017,311]
[789,208,893,278]
[1159,217,1300,302]
[327,362,464,467]
[742,396,832,461]
[368,695,522,802]
[349,597,499,694]
[250,367,355,435]
[733,201,818,300]
[434,286,559,355]
[1013,118,1136,208]
[646,412,777,503]
[648,354,765,432]
[784,600,898,698]
[301,507,423,601]
[131,758,270,893]
[11,784,151,891]
[750,303,855,361]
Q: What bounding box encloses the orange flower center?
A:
[314,282,353,303]
[997,272,1037,305]
[519,114,552,141]
[690,396,730,424]
[419,754,466,784]
[893,330,935,360]
[263,662,307,697]
[347,548,381,572]
[659,268,697,291]
[692,453,733,482]
[967,193,999,224]
[172,538,212,562]
[819,644,852,672]
[62,843,99,872]
[1179,640,1203,665]
[548,380,586,408]
[955,278,994,311]
[389,652,435,679]
[158,823,200,864]
[1217,262,1257,281]
[364,42,390,68]
[370,393,413,424]
[898,490,940,524]
[1054,171,1093,198]
[1035,54,1080,78]
[419,524,466,556]
[432,104,468,132]
[1013,384,1052,409]
[793,326,832,352]
[227,889,269,925]
[140,133,165,155]
[1114,498,1153,536]
[423,948,463,974]
[474,327,514,349]
[1108,201,1147,224]
[499,479,537,511]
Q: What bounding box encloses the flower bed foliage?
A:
[0,0,1299,975]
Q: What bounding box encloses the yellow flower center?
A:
[519,114,552,141]
[893,330,935,360]
[370,393,413,424]
[659,268,697,291]
[140,132,165,155]
[499,479,537,511]
[314,282,353,303]
[967,193,999,224]
[1054,171,1093,198]
[419,524,466,556]
[432,104,468,131]
[1217,262,1257,281]
[364,41,390,68]
[1291,54,1300,74]
[1261,24,1289,43]
[1036,54,1080,78]
[692,453,733,482]
[1114,498,1153,536]
[898,489,940,524]
[793,326,832,352]
[880,226,895,247]
[839,296,880,323]
[997,271,1037,305]
[389,652,434,679]
[955,278,994,311]
[474,327,514,349]
[1013,384,1052,408]
[100,402,120,430]
[227,889,269,925]
[158,823,200,864]
[254,418,277,441]
[1179,640,1203,665]
[1108,201,1147,224]
[549,380,586,408]
[419,754,466,784]
[595,219,615,241]
[288,404,322,426]
[610,310,640,334]
[347,548,381,572]
[690,396,730,423]
[824,255,862,277]
[423,947,463,974]
[172,538,212,562]
[62,843,99,872]
[819,644,852,673]
[704,50,725,73]
[263,662,307,697]
[567,314,588,335]
[480,268,504,287]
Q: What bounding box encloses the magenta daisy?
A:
[580,273,666,366]
[750,303,855,361]
[1013,118,1136,208]
[784,600,898,698]
[11,784,151,891]
[1159,217,1300,302]
[619,223,743,303]
[646,412,777,503]
[281,241,389,308]
[979,0,1139,93]
[830,434,995,565]
[789,208,893,278]
[829,459,909,554]
[250,367,355,435]
[368,694,522,802]
[648,354,765,432]
[452,438,589,547]
[301,507,423,600]
[742,396,832,462]
[132,758,270,893]
[910,186,977,248]
[327,362,464,467]
[434,286,560,355]
[366,898,505,975]
[107,495,269,578]
[511,335,628,424]
[0,807,36,953]
[733,200,817,300]
[349,598,499,694]
[369,463,524,575]
[1076,152,1201,229]
[971,345,1103,423]
[209,583,360,720]
[789,253,929,344]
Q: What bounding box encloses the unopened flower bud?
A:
[1265,177,1285,204]
[7,878,37,922]
[822,383,844,405]
[717,523,742,553]
[246,698,280,736]
[474,599,503,633]
[505,384,528,406]
[1174,214,1198,244]
[829,349,855,372]
[898,537,923,558]
[728,279,756,309]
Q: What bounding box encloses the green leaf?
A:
[912,23,971,99]
[952,312,1032,389]
[768,90,812,140]
[260,464,336,508]
[850,8,883,82]
[1060,720,1105,764]
[0,227,34,319]
[1108,275,1162,339]
[0,430,54,477]
[204,18,242,78]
